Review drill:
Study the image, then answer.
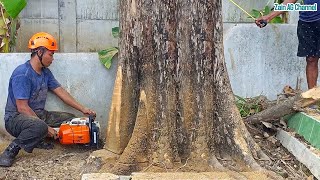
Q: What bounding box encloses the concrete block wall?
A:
[222,0,299,23]
[0,24,309,138]
[222,0,266,23]
[15,0,298,53]
[224,23,306,99]
[16,0,119,52]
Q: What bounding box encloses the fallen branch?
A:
[245,87,320,124]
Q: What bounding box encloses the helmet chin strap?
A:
[36,48,46,68]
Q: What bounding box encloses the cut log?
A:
[245,87,320,124]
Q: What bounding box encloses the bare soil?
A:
[247,122,315,180]
[0,138,97,180]
[0,122,316,180]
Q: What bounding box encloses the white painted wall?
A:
[224,23,306,99]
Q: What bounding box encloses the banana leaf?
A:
[98,47,119,69]
[0,0,27,19]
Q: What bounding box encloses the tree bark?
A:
[105,0,269,175]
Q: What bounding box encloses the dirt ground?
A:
[246,123,315,180]
[0,122,316,180]
[0,138,97,180]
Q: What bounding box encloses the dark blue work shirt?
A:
[4,60,61,122]
[300,0,320,22]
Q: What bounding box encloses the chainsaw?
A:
[53,115,100,148]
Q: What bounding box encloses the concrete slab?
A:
[76,20,119,52]
[119,176,132,180]
[16,19,60,52]
[19,0,59,19]
[276,130,320,179]
[81,173,119,180]
[81,171,280,180]
[59,0,77,52]
[131,172,276,180]
[76,0,119,20]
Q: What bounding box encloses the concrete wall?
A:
[224,23,306,99]
[16,0,119,52]
[0,53,118,138]
[222,0,266,23]
[0,24,309,138]
[16,0,298,53]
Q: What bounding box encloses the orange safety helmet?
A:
[28,32,58,51]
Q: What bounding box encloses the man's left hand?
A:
[48,126,58,139]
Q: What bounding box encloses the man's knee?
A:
[306,56,319,65]
[33,120,48,137]
[24,119,48,138]
[5,114,47,138]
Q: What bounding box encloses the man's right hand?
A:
[48,126,58,139]
[255,16,269,28]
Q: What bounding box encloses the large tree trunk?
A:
[104,0,269,175]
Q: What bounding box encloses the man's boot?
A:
[36,141,54,150]
[0,142,21,167]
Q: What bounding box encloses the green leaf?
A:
[0,36,9,52]
[112,27,119,38]
[270,16,283,23]
[0,27,6,35]
[235,95,246,103]
[250,9,261,19]
[264,6,271,15]
[98,47,118,69]
[0,16,5,27]
[0,0,27,19]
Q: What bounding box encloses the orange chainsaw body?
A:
[58,118,91,145]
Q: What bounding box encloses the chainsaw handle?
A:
[88,114,99,148]
[89,114,96,121]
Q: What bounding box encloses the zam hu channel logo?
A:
[274,3,317,11]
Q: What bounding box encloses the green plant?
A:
[0,0,26,52]
[98,27,119,69]
[249,0,285,23]
[235,95,263,118]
